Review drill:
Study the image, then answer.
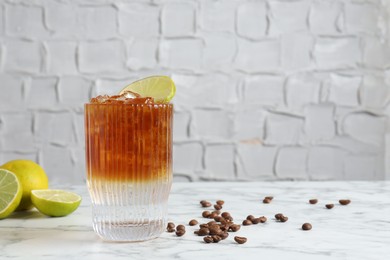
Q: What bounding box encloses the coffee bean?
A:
[189,219,198,226]
[275,213,283,220]
[246,215,255,221]
[259,216,267,223]
[207,221,217,226]
[201,201,212,207]
[167,227,175,233]
[203,236,214,243]
[265,196,274,200]
[325,204,334,209]
[309,199,318,204]
[202,211,211,218]
[214,204,222,210]
[208,225,221,235]
[263,198,271,204]
[218,231,229,240]
[214,216,224,222]
[216,200,225,206]
[212,210,221,215]
[167,222,175,229]
[221,212,231,219]
[234,236,247,244]
[242,219,252,226]
[280,216,288,222]
[209,212,218,219]
[176,230,185,236]
[252,218,260,224]
[199,223,208,229]
[339,199,351,205]
[194,230,199,235]
[302,223,312,231]
[197,227,210,236]
[229,224,241,232]
[176,225,185,231]
[212,235,222,243]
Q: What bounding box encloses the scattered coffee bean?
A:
[263,198,271,204]
[216,200,225,206]
[197,227,210,236]
[176,230,185,236]
[202,211,211,218]
[302,223,312,231]
[246,215,255,221]
[218,231,229,240]
[275,213,283,220]
[212,235,222,243]
[252,218,260,224]
[189,219,198,226]
[339,199,351,205]
[221,212,231,219]
[167,227,175,233]
[242,219,252,226]
[208,224,221,235]
[309,199,318,204]
[201,201,212,207]
[203,236,214,243]
[214,204,222,210]
[325,204,334,209]
[212,210,221,215]
[234,236,247,244]
[199,223,208,229]
[209,212,218,219]
[176,225,185,231]
[280,216,288,222]
[265,196,274,200]
[229,224,241,232]
[167,222,175,229]
[214,216,224,222]
[259,216,267,223]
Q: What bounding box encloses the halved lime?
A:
[0,169,23,219]
[119,76,176,103]
[31,190,81,217]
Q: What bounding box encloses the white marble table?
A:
[0,182,389,260]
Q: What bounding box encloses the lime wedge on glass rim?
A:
[0,169,22,219]
[119,76,176,103]
[31,190,81,217]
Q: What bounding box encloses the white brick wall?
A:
[0,0,389,184]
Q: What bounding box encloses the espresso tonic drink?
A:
[85,92,173,241]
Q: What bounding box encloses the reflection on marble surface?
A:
[0,182,389,259]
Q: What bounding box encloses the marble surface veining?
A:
[0,182,389,260]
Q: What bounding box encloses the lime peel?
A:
[31,189,81,217]
[0,169,23,219]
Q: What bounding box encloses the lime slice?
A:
[0,169,22,219]
[31,190,81,217]
[119,76,176,103]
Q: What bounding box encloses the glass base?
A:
[93,219,165,242]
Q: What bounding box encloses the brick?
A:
[78,6,117,39]
[58,76,92,108]
[45,1,79,36]
[243,75,284,106]
[0,113,34,151]
[192,109,232,140]
[202,32,236,71]
[285,74,321,110]
[235,39,280,73]
[78,41,126,73]
[275,147,308,179]
[1,152,38,163]
[343,112,386,146]
[173,142,203,174]
[309,0,343,34]
[314,37,361,70]
[237,144,277,179]
[34,112,74,146]
[269,0,310,34]
[281,33,314,70]
[234,108,266,141]
[0,5,4,36]
[162,2,195,37]
[70,147,86,183]
[4,40,42,73]
[344,154,379,180]
[327,74,361,107]
[5,5,48,39]
[118,3,159,37]
[200,0,237,32]
[173,175,192,182]
[360,75,388,109]
[126,38,158,70]
[26,77,58,108]
[73,112,84,144]
[41,145,74,184]
[45,41,77,74]
[95,77,136,96]
[159,39,203,70]
[363,37,389,69]
[345,2,380,34]
[322,136,380,154]
[172,73,238,109]
[265,113,303,145]
[308,146,346,180]
[236,2,267,40]
[1,133,35,152]
[0,74,23,111]
[304,104,335,141]
[173,111,190,141]
[204,144,235,180]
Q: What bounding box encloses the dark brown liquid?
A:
[85,103,173,182]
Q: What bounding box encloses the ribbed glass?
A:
[84,103,173,242]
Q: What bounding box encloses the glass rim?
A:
[84,102,173,107]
